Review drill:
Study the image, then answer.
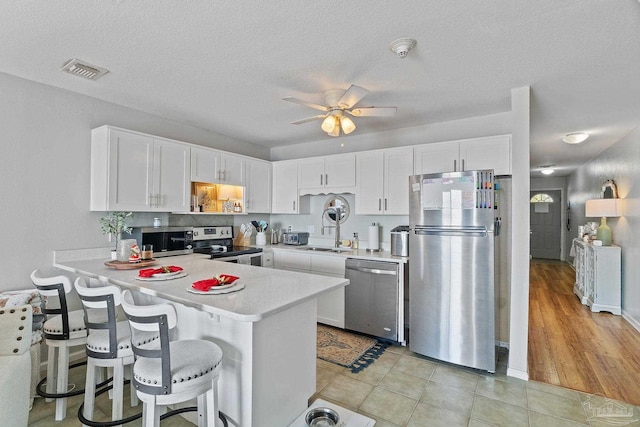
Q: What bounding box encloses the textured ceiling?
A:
[1,0,639,176]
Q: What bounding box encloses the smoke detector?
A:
[389,37,417,58]
[60,59,109,80]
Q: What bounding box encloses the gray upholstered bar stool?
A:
[120,290,224,427]
[74,277,141,426]
[30,269,90,421]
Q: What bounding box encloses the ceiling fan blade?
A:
[337,85,369,109]
[290,114,327,125]
[283,96,328,112]
[348,107,397,117]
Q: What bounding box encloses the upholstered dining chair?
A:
[120,290,224,427]
[30,269,89,421]
[74,277,141,426]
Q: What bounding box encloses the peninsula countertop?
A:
[53,252,349,322]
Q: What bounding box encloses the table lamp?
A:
[585,199,622,246]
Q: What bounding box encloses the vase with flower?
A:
[99,211,134,261]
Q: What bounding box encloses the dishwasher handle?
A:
[346,266,397,276]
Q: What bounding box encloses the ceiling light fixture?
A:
[321,111,356,137]
[389,37,417,59]
[562,132,589,144]
[540,166,555,175]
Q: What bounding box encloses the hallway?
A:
[528,259,640,405]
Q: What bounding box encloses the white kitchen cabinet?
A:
[355,147,413,215]
[273,250,345,328]
[244,158,271,213]
[573,240,621,315]
[191,147,244,186]
[298,153,356,193]
[414,135,511,176]
[90,126,190,212]
[272,160,309,214]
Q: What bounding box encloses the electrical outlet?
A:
[307,225,315,234]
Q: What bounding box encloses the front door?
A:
[530,190,561,260]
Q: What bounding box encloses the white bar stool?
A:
[120,290,224,427]
[31,269,89,421]
[74,277,141,427]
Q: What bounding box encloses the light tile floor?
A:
[28,347,640,426]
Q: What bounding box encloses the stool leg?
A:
[205,377,219,427]
[55,345,69,420]
[107,366,114,399]
[45,345,57,403]
[197,394,206,427]
[112,362,124,425]
[127,364,138,407]
[143,398,160,427]
[83,358,97,427]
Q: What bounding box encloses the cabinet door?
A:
[459,135,511,175]
[355,151,384,214]
[272,160,299,213]
[245,159,271,213]
[106,129,155,211]
[384,147,413,215]
[153,139,191,212]
[298,158,325,189]
[190,146,218,183]
[219,153,245,186]
[324,153,356,188]
[273,251,311,271]
[414,142,459,174]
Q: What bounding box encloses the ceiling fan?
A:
[283,85,397,137]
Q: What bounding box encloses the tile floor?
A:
[28,347,640,426]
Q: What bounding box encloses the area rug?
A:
[317,324,387,373]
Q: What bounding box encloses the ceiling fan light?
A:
[321,115,337,133]
[341,116,356,134]
[328,124,340,137]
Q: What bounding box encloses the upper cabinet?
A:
[90,126,190,212]
[414,135,511,176]
[298,153,356,194]
[245,158,271,213]
[272,160,300,214]
[190,147,244,186]
[356,147,413,215]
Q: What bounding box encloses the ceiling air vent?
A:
[60,59,109,81]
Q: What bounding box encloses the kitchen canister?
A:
[256,231,266,246]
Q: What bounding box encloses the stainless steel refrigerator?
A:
[409,170,498,372]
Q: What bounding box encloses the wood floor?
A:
[528,259,640,405]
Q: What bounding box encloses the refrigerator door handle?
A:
[346,266,397,276]
[413,225,488,237]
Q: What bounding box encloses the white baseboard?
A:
[507,367,529,381]
[622,310,640,333]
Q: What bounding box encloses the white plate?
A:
[187,282,245,295]
[150,270,182,278]
[135,272,188,282]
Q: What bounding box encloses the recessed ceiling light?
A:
[562,132,589,144]
[540,167,555,175]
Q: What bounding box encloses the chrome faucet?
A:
[321,206,342,248]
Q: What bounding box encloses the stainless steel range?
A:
[192,226,263,265]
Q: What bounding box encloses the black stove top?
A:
[193,245,263,259]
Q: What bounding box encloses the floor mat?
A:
[317,324,387,373]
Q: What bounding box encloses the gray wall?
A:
[567,126,640,326]
[0,72,268,291]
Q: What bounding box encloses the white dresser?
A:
[573,240,621,315]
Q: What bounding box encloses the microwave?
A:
[130,227,193,257]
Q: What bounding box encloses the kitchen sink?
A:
[297,246,353,253]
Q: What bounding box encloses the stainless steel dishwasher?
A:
[345,258,399,341]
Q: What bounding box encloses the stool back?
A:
[121,290,177,395]
[30,270,73,340]
[73,277,122,359]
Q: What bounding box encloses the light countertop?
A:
[53,253,348,323]
[260,243,409,263]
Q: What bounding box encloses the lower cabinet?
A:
[573,240,621,315]
[273,250,345,328]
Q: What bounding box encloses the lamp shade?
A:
[585,199,622,218]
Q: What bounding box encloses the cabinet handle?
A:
[320,174,323,186]
[454,159,457,171]
[293,200,296,211]
[385,198,388,211]
[325,174,328,186]
[222,170,227,181]
[378,199,382,211]
[462,159,465,171]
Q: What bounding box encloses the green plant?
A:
[99,211,134,249]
